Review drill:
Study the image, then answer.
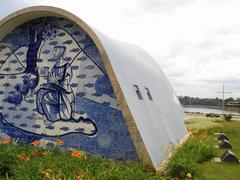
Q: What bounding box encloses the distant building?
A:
[0,6,188,170]
[226,102,240,107]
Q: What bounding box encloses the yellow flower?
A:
[31,140,40,147]
[39,167,52,179]
[56,138,64,146]
[186,172,192,179]
[16,153,30,161]
[77,171,86,180]
[42,150,52,157]
[71,150,82,158]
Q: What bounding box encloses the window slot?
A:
[133,85,143,100]
[145,87,153,100]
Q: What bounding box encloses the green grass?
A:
[165,137,216,179]
[182,118,240,180]
[165,124,219,180]
[185,117,223,129]
[198,121,240,180]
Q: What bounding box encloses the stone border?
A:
[156,132,190,172]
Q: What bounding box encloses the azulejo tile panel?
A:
[0,16,138,161]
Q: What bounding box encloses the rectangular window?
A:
[145,87,153,100]
[133,85,143,100]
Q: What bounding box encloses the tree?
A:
[24,17,57,75]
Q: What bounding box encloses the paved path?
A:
[185,113,240,121]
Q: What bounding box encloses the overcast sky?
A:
[0,0,240,98]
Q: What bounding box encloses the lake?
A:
[183,105,240,116]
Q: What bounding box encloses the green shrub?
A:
[206,113,220,118]
[167,156,198,178]
[0,144,19,177]
[0,155,15,177]
[223,114,232,121]
[166,138,216,178]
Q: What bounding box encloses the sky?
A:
[0,0,240,99]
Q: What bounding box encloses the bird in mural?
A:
[14,72,40,98]
[14,76,30,99]
[5,92,22,106]
[28,73,39,95]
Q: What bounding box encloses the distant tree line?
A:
[178,96,240,106]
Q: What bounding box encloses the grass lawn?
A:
[183,117,240,180]
[0,117,240,179]
[185,117,222,129]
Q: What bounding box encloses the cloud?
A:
[1,0,240,98]
[0,0,28,19]
[138,0,194,13]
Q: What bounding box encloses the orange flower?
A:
[174,176,180,180]
[71,150,82,158]
[31,140,40,147]
[56,138,64,146]
[16,153,30,161]
[77,171,86,180]
[1,138,11,144]
[32,150,40,157]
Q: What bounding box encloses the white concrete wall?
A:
[95,31,188,168]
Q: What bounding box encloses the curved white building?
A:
[0,6,188,169]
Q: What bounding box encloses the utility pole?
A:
[216,84,232,115]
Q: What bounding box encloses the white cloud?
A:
[138,0,194,13]
[1,0,240,98]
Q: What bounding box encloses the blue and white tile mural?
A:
[0,17,138,161]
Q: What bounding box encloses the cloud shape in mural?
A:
[95,75,116,98]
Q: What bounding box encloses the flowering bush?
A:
[0,138,160,179]
[0,138,11,145]
[16,153,30,161]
